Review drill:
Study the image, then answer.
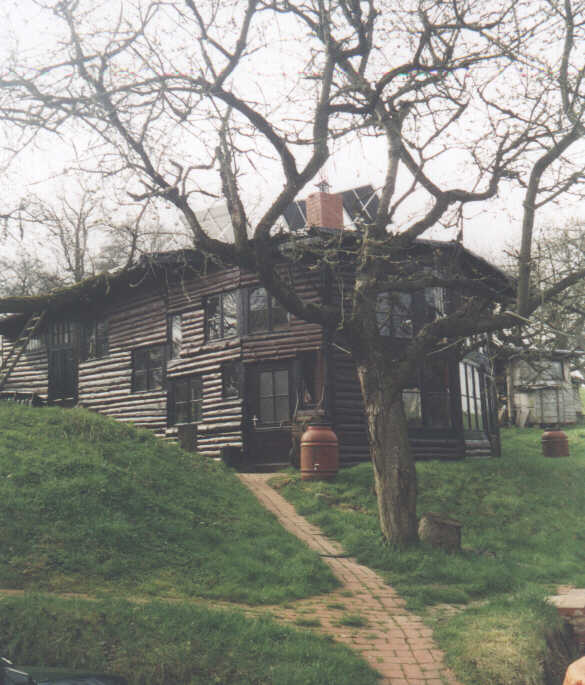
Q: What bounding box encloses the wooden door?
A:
[48,347,77,404]
[48,320,77,405]
[244,362,293,465]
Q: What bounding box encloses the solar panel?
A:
[282,200,307,231]
[282,186,380,231]
[341,185,378,228]
[195,203,236,242]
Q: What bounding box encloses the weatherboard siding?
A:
[1,342,48,401]
[78,284,168,432]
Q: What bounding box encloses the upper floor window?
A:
[81,319,108,361]
[248,287,288,333]
[376,291,413,338]
[425,286,445,319]
[168,314,182,359]
[132,345,166,392]
[206,291,238,340]
[50,320,71,346]
[422,266,446,320]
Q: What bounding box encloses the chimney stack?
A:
[306,191,344,230]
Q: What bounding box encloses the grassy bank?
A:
[0,403,376,684]
[0,402,337,604]
[0,594,379,685]
[273,426,585,684]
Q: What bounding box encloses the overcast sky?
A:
[0,0,581,272]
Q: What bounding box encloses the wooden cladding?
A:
[0,257,499,464]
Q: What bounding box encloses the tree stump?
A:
[418,512,462,552]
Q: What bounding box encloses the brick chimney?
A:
[306,191,344,230]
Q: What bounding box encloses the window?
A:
[298,351,324,409]
[459,362,485,432]
[402,388,423,427]
[168,314,182,359]
[248,287,288,333]
[425,286,445,319]
[258,368,290,424]
[81,319,108,361]
[422,266,446,320]
[132,345,166,392]
[222,361,241,399]
[402,359,451,429]
[169,376,202,425]
[376,291,413,338]
[422,358,451,428]
[25,335,43,353]
[206,291,238,340]
[50,320,71,346]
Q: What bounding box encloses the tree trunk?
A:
[357,363,418,544]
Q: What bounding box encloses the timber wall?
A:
[79,284,167,432]
[166,267,243,456]
[1,341,48,401]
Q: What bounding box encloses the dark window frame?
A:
[376,291,413,339]
[403,358,452,430]
[205,290,239,341]
[257,366,291,425]
[168,375,203,426]
[247,286,289,334]
[131,344,166,393]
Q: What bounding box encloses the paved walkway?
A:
[238,473,460,685]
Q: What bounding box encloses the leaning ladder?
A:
[0,311,46,391]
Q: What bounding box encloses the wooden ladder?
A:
[0,311,46,391]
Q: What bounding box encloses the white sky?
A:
[0,0,583,272]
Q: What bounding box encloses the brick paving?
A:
[238,473,461,685]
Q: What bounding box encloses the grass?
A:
[294,616,322,627]
[0,403,380,685]
[0,402,338,604]
[273,426,585,684]
[0,594,379,685]
[338,613,369,628]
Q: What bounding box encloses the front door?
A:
[245,362,293,465]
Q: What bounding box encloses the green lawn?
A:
[273,426,585,684]
[0,403,337,604]
[0,594,378,685]
[0,403,381,685]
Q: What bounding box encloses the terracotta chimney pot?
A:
[306,192,343,230]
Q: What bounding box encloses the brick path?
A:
[238,473,461,685]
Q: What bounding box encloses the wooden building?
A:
[0,188,506,467]
[497,349,584,427]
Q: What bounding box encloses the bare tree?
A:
[509,222,585,360]
[0,251,65,297]
[21,188,109,283]
[1,0,585,542]
[4,185,182,284]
